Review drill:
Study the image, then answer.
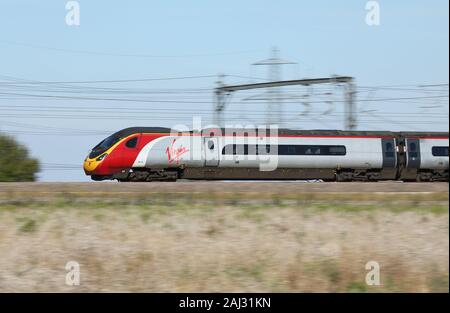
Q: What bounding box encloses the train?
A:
[83,127,449,182]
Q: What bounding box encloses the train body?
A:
[83,127,449,182]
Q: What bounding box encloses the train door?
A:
[120,134,141,167]
[381,138,398,179]
[406,138,421,169]
[399,137,421,180]
[382,138,397,168]
[204,137,219,166]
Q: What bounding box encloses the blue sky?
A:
[0,0,448,181]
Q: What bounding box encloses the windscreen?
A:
[88,135,121,159]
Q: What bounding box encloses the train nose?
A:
[83,159,93,174]
[83,153,108,175]
[83,158,98,174]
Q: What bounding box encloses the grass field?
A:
[0,182,448,292]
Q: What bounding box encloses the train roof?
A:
[111,127,448,138]
[110,127,172,138]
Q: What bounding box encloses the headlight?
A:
[96,153,108,161]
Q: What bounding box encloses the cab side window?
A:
[125,137,138,148]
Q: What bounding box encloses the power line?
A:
[1,106,447,117]
[0,90,446,104]
[0,40,257,59]
[0,75,218,85]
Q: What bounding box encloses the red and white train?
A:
[83,127,449,182]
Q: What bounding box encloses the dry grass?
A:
[0,183,448,292]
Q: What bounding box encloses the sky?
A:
[0,0,448,181]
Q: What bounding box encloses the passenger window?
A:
[125,137,138,148]
[221,144,346,156]
[207,140,215,150]
[329,146,346,155]
[235,145,245,155]
[288,146,296,155]
[432,146,449,157]
[222,144,233,155]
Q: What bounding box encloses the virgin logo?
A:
[166,139,189,164]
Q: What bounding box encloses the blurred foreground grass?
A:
[0,185,448,292]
